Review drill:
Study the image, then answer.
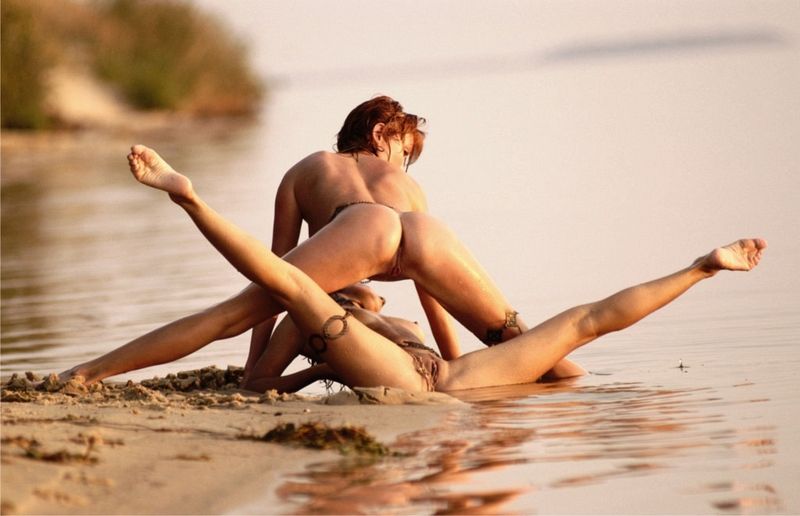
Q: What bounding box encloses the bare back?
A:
[267,148,461,361]
[279,151,427,237]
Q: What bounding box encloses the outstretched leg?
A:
[128,146,194,202]
[124,145,439,390]
[131,144,529,349]
[125,145,407,315]
[64,145,527,383]
[63,147,403,383]
[438,239,767,391]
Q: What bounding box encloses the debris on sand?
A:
[141,366,244,392]
[2,368,457,413]
[120,383,167,403]
[324,386,465,406]
[258,422,390,456]
[1,367,259,408]
[1,435,98,464]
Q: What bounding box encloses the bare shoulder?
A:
[294,150,340,170]
[281,151,336,184]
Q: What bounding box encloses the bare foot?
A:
[698,238,768,273]
[127,145,194,202]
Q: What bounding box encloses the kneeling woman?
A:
[123,145,767,393]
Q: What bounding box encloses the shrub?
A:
[0,0,56,129]
[0,0,264,130]
[93,0,263,114]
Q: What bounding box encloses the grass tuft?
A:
[94,0,263,114]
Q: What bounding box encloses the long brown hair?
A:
[335,96,426,166]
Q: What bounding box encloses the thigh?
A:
[282,204,403,292]
[320,320,429,391]
[437,306,591,391]
[280,269,429,391]
[398,212,524,339]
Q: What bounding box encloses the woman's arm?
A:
[244,172,304,380]
[271,172,304,257]
[243,318,277,380]
[247,313,310,380]
[244,363,340,393]
[416,283,461,359]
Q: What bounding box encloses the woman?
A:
[119,146,765,393]
[247,95,456,377]
[244,283,586,393]
[62,98,547,385]
[247,96,561,378]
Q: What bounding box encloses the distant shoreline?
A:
[0,112,259,185]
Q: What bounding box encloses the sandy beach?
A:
[1,369,464,514]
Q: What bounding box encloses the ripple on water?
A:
[265,379,786,514]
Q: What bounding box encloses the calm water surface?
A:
[2,123,797,515]
[3,1,799,513]
[253,290,798,514]
[268,376,795,514]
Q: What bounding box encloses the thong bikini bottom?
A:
[398,340,441,392]
[329,200,398,222]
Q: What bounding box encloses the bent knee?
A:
[576,305,600,341]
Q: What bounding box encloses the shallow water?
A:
[266,380,794,514]
[249,289,799,514]
[2,1,799,513]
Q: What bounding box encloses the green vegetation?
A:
[93,0,262,114]
[1,0,264,130]
[1,0,57,129]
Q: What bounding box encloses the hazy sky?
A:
[192,0,800,312]
[195,1,798,81]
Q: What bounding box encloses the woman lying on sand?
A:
[117,146,765,393]
[64,98,582,385]
[244,282,585,393]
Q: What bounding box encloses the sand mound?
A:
[1,367,321,410]
[3,369,463,409]
[325,386,464,406]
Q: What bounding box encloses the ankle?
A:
[483,311,523,345]
[169,190,198,208]
[690,258,717,278]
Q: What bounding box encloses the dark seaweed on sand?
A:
[1,436,98,464]
[260,422,389,456]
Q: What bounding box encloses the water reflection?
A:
[1,178,57,361]
[1,123,267,377]
[273,381,781,514]
[278,410,531,514]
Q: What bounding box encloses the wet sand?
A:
[0,368,464,514]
